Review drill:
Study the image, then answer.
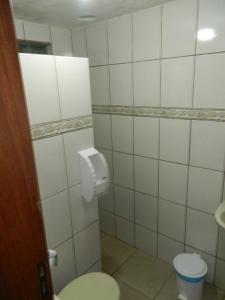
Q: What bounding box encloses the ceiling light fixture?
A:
[197,28,217,42]
[77,15,97,22]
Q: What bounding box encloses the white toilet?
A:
[48,250,120,300]
[54,272,120,300]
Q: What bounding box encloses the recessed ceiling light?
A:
[197,28,217,42]
[77,15,97,22]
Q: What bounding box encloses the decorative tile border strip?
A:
[31,115,93,140]
[93,105,225,122]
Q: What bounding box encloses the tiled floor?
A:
[101,234,225,300]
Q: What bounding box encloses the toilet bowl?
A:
[55,272,120,300]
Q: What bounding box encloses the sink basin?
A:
[215,202,225,230]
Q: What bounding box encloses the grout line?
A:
[131,12,136,248]
[89,50,225,68]
[53,236,73,250]
[87,50,225,68]
[61,133,79,275]
[105,147,224,174]
[191,0,200,108]
[69,29,74,57]
[183,119,192,254]
[73,219,100,237]
[81,259,101,275]
[105,18,116,238]
[111,252,135,276]
[156,5,163,256]
[41,182,80,202]
[84,26,89,59]
[152,272,174,300]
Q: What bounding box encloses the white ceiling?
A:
[12,0,174,28]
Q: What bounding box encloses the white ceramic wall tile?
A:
[197,0,225,54]
[23,21,51,42]
[108,14,132,64]
[185,245,216,284]
[99,210,115,236]
[98,149,113,182]
[116,216,134,246]
[135,156,158,197]
[69,184,99,234]
[42,191,72,248]
[190,121,225,171]
[186,208,218,255]
[74,222,101,275]
[194,53,225,109]
[135,225,157,256]
[93,114,112,149]
[51,239,76,294]
[188,166,223,214]
[161,56,194,108]
[20,53,61,125]
[90,66,110,105]
[215,259,225,290]
[113,152,133,189]
[14,19,24,39]
[158,234,184,264]
[159,199,186,242]
[63,128,94,186]
[217,229,225,260]
[162,0,197,57]
[133,61,160,107]
[112,115,133,153]
[159,161,188,206]
[86,21,108,66]
[160,118,190,164]
[110,63,133,106]
[51,26,73,56]
[33,136,67,199]
[115,186,134,221]
[99,184,114,213]
[133,6,161,61]
[135,192,157,231]
[55,56,91,119]
[134,117,159,159]
[72,27,87,57]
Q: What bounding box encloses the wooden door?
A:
[0,1,53,299]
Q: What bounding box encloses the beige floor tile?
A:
[114,250,173,299]
[101,235,135,274]
[117,279,151,300]
[155,274,225,300]
[203,283,225,300]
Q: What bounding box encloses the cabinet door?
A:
[0,2,53,300]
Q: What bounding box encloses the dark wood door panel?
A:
[0,1,53,299]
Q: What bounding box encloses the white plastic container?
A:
[173,253,208,300]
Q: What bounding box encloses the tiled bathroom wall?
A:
[19,53,101,294]
[72,0,225,289]
[14,19,73,56]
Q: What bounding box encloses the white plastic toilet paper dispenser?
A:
[78,147,109,202]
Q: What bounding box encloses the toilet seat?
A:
[58,272,120,300]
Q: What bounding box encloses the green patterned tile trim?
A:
[31,115,93,140]
[93,105,225,122]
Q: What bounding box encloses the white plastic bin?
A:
[173,253,208,300]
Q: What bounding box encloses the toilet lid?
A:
[173,253,207,279]
[58,272,120,300]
